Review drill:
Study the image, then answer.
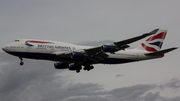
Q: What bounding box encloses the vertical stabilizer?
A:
[136,29,167,52]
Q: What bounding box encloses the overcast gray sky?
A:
[0,0,180,101]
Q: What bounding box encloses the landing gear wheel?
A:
[83,67,87,70]
[84,65,94,71]
[76,69,80,73]
[19,57,24,66]
[20,62,24,66]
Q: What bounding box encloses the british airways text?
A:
[38,45,72,50]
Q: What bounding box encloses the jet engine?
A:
[54,62,82,73]
[102,44,130,52]
[54,62,69,69]
[71,52,85,60]
[69,63,82,73]
[69,63,82,70]
[102,45,117,52]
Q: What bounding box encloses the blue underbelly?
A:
[6,52,136,64]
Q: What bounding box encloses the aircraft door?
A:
[136,53,139,60]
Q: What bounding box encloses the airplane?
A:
[2,29,178,73]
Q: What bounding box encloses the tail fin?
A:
[137,29,167,52]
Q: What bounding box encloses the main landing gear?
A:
[19,57,24,66]
[74,65,94,73]
[83,65,94,71]
[76,65,82,73]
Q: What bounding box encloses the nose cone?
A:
[2,46,6,52]
[2,45,10,52]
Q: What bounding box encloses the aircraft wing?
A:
[56,48,108,63]
[56,29,159,63]
[112,29,159,49]
[84,29,159,54]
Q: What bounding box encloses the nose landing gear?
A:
[19,57,24,66]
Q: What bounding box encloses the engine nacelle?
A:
[69,63,82,71]
[71,52,85,60]
[102,45,117,52]
[54,62,69,69]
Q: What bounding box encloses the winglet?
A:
[142,29,159,36]
[145,47,178,56]
[149,29,159,35]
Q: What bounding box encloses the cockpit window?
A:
[14,40,20,42]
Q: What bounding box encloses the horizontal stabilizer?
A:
[145,47,178,56]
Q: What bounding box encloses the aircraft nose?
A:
[2,46,8,52]
[2,46,6,51]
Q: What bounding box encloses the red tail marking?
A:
[25,40,52,44]
[141,43,157,52]
[146,32,167,41]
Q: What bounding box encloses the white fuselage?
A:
[2,39,162,64]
